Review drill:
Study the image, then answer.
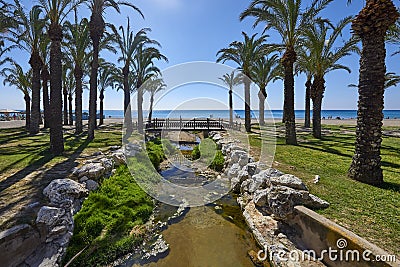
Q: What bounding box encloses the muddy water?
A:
[132,205,257,267]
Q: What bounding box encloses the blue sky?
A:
[0,0,399,111]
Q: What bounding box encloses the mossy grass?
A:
[63,164,154,266]
[249,124,400,256]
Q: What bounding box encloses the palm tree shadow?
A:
[0,139,91,229]
[378,181,400,193]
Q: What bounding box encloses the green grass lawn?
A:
[249,123,400,256]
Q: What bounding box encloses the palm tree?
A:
[112,21,152,136]
[216,32,268,132]
[62,61,73,125]
[39,35,51,128]
[296,48,314,128]
[218,71,243,125]
[145,75,166,122]
[349,72,400,90]
[64,15,91,134]
[98,59,116,126]
[86,0,143,140]
[38,0,82,154]
[11,1,46,134]
[133,45,168,134]
[348,0,399,185]
[304,17,359,139]
[1,63,32,130]
[0,0,18,45]
[240,0,332,144]
[64,69,75,126]
[251,55,280,126]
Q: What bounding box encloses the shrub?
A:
[210,150,224,172]
[192,145,201,160]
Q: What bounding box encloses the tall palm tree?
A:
[64,69,75,126]
[304,17,359,139]
[348,0,399,185]
[1,63,32,130]
[112,21,152,136]
[39,34,51,128]
[133,45,168,134]
[62,60,73,125]
[38,0,83,154]
[86,0,143,140]
[296,48,314,128]
[216,32,268,132]
[11,1,46,134]
[98,59,116,126]
[218,71,243,125]
[240,0,332,144]
[0,0,18,46]
[145,75,166,122]
[64,15,91,134]
[251,54,280,126]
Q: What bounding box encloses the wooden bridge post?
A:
[207,118,210,130]
[180,116,182,129]
[193,118,196,130]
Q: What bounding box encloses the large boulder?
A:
[43,179,88,205]
[270,174,308,191]
[267,186,309,219]
[230,150,248,164]
[100,157,114,173]
[304,194,330,209]
[230,169,249,193]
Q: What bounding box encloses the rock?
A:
[267,186,309,219]
[112,150,126,166]
[141,235,169,261]
[100,157,114,172]
[73,162,105,179]
[304,194,330,209]
[313,175,320,184]
[79,176,88,183]
[43,179,88,205]
[231,150,248,164]
[212,133,222,142]
[214,206,223,214]
[227,163,241,179]
[92,151,103,157]
[253,189,268,207]
[109,145,120,151]
[248,250,264,267]
[85,179,99,191]
[270,174,308,191]
[238,154,249,167]
[87,163,106,179]
[36,206,65,227]
[243,162,259,177]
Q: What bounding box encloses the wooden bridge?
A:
[145,118,241,132]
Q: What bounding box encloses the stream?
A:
[120,135,261,267]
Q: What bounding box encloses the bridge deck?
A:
[145,118,241,132]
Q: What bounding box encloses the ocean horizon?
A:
[81,110,400,120]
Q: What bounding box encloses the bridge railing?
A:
[144,118,241,131]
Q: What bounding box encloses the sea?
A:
[86,110,400,120]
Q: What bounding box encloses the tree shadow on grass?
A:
[0,137,91,230]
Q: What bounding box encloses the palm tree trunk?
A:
[63,88,68,125]
[123,65,133,137]
[137,79,144,134]
[243,75,251,132]
[282,47,297,145]
[348,0,398,185]
[258,88,267,126]
[148,93,154,122]
[41,66,50,128]
[99,89,104,126]
[304,76,311,128]
[49,23,64,154]
[282,98,286,123]
[74,66,83,134]
[229,88,233,126]
[24,94,31,131]
[88,40,99,140]
[29,52,42,135]
[311,76,325,139]
[68,93,73,126]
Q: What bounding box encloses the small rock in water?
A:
[214,205,223,214]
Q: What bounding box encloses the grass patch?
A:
[63,165,154,266]
[249,124,400,256]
